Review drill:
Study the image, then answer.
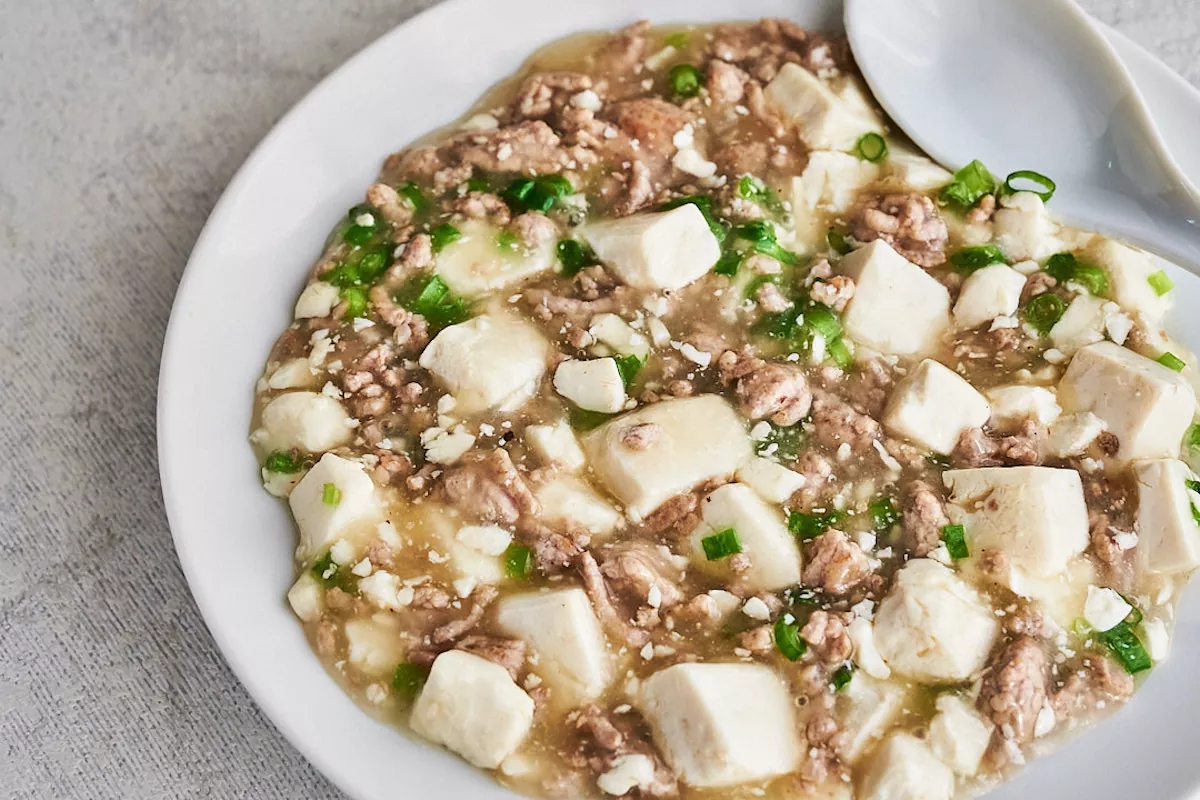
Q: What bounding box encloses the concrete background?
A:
[0,1,1196,797]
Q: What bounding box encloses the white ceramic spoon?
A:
[844,0,1200,270]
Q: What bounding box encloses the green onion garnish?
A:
[664,31,689,49]
[1045,253,1108,295]
[1004,170,1057,203]
[1024,293,1065,335]
[398,182,427,212]
[774,617,807,661]
[340,286,370,320]
[803,304,843,341]
[756,423,805,463]
[567,405,615,432]
[869,498,900,531]
[831,664,854,691]
[1099,621,1152,674]
[557,239,596,277]
[702,528,743,561]
[504,544,533,579]
[310,551,340,586]
[500,175,573,214]
[827,230,853,256]
[1045,253,1077,283]
[950,245,1008,273]
[496,230,520,252]
[322,483,341,507]
[466,175,491,194]
[430,223,462,252]
[733,220,800,266]
[1187,423,1200,450]
[264,451,301,474]
[668,64,703,98]
[827,337,855,371]
[855,133,888,163]
[1158,352,1187,372]
[399,274,470,331]
[392,663,430,701]
[787,510,844,540]
[939,160,997,210]
[941,524,969,560]
[738,175,785,214]
[713,250,743,277]
[1149,270,1175,296]
[927,453,952,470]
[614,354,646,389]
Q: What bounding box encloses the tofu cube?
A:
[834,674,911,764]
[1058,341,1196,460]
[580,204,721,291]
[688,483,803,592]
[287,572,324,622]
[289,453,382,562]
[525,419,586,471]
[343,615,404,677]
[496,588,612,705]
[639,663,802,787]
[259,391,353,454]
[927,694,993,776]
[791,151,880,214]
[584,395,753,519]
[985,385,1062,433]
[884,146,953,192]
[410,650,535,769]
[943,467,1089,580]
[858,733,955,800]
[952,264,1026,330]
[764,63,883,151]
[994,191,1061,262]
[267,357,320,390]
[840,241,952,357]
[1049,294,1107,354]
[736,457,807,503]
[883,359,990,454]
[1045,411,1106,458]
[435,219,557,299]
[1083,238,1170,324]
[419,314,550,414]
[294,281,340,319]
[553,358,627,414]
[589,313,651,359]
[534,475,622,537]
[873,559,999,683]
[1134,459,1200,575]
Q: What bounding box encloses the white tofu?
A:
[259,391,353,454]
[597,755,658,797]
[581,204,721,291]
[496,588,612,705]
[294,281,340,319]
[1083,238,1170,324]
[737,457,807,503]
[883,360,990,454]
[985,385,1061,433]
[525,420,586,471]
[848,617,891,680]
[1083,585,1133,632]
[840,241,952,357]
[993,191,1061,262]
[589,313,651,359]
[764,63,883,151]
[943,467,1089,581]
[422,511,506,585]
[885,146,953,192]
[262,467,302,498]
[435,219,557,299]
[1058,342,1196,460]
[286,572,324,622]
[688,484,803,592]
[835,674,910,764]
[639,663,802,787]
[1134,459,1200,575]
[927,695,993,776]
[873,559,999,683]
[554,358,627,414]
[419,314,550,414]
[584,395,753,519]
[1045,411,1106,458]
[456,524,512,556]
[1000,556,1096,630]
[859,733,955,800]
[267,357,319,390]
[534,475,622,537]
[952,264,1026,330]
[1050,294,1107,355]
[343,615,404,677]
[289,454,382,562]
[791,151,879,214]
[410,650,535,769]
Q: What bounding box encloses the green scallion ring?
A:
[668,64,703,98]
[855,132,888,163]
[1004,170,1057,202]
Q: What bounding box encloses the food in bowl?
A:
[248,18,1200,800]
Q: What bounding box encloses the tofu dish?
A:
[249,19,1200,800]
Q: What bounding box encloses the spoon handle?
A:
[1055,185,1200,276]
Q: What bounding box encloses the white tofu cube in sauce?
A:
[883,359,991,454]
[688,483,803,592]
[1134,459,1200,575]
[952,263,1027,331]
[858,732,955,800]
[839,241,952,357]
[435,219,557,298]
[580,204,721,291]
[288,453,383,562]
[419,314,550,414]
[764,63,883,151]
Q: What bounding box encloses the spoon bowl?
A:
[845,0,1200,269]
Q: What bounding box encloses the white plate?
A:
[157,2,1200,799]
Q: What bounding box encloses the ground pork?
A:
[442,448,538,525]
[810,390,881,452]
[850,193,949,268]
[802,530,873,595]
[901,481,950,557]
[801,610,854,665]
[978,637,1048,743]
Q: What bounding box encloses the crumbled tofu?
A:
[993,192,1061,262]
[1083,238,1170,324]
[639,662,802,787]
[358,570,411,611]
[834,675,911,764]
[456,524,512,557]
[1134,459,1200,575]
[259,391,354,454]
[422,425,476,464]
[847,617,890,680]
[267,357,319,390]
[584,395,753,520]
[581,204,722,291]
[927,695,993,777]
[953,264,1026,331]
[873,559,999,683]
[262,467,302,498]
[763,63,883,151]
[689,483,803,592]
[419,314,550,414]
[410,650,535,769]
[1142,618,1171,661]
[435,219,557,298]
[985,385,1061,432]
[344,615,404,676]
[1058,341,1196,460]
[289,453,382,562]
[497,588,612,705]
[858,733,955,800]
[1044,411,1106,458]
[294,281,340,319]
[590,313,651,359]
[883,359,991,454]
[597,754,658,796]
[742,596,771,621]
[525,420,587,471]
[534,475,622,537]
[1050,294,1107,354]
[286,573,324,622]
[737,457,807,503]
[673,147,718,178]
[840,241,952,356]
[554,358,627,413]
[1083,585,1133,632]
[1034,705,1057,738]
[791,151,880,214]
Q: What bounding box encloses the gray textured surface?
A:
[0,1,1196,798]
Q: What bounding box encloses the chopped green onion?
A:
[926,453,952,470]
[831,664,854,691]
[537,174,573,198]
[340,286,370,320]
[713,250,743,277]
[430,223,462,252]
[785,587,819,607]
[664,31,690,49]
[342,204,379,246]
[869,498,900,531]
[398,182,427,212]
[264,451,301,474]
[702,528,743,561]
[803,304,842,341]
[568,405,613,432]
[1070,617,1092,639]
[939,160,997,211]
[950,245,1008,273]
[1186,478,1200,494]
[557,239,596,277]
[310,552,340,586]
[504,544,533,579]
[941,524,969,560]
[1187,423,1200,450]
[1158,352,1187,372]
[399,274,470,330]
[466,175,491,194]
[774,617,807,661]
[391,663,429,701]
[756,423,805,463]
[787,510,844,541]
[501,177,535,207]
[1045,253,1077,283]
[1024,293,1065,335]
[1099,621,1152,674]
[499,174,573,214]
[614,354,646,389]
[1072,265,1109,296]
[355,247,389,284]
[660,195,728,244]
[827,337,855,371]
[1004,170,1057,202]
[733,220,800,266]
[855,133,888,163]
[1148,270,1175,296]
[668,64,703,98]
[496,230,520,252]
[738,175,785,214]
[322,483,341,507]
[827,230,853,256]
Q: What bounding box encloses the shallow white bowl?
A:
[157,1,1200,798]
